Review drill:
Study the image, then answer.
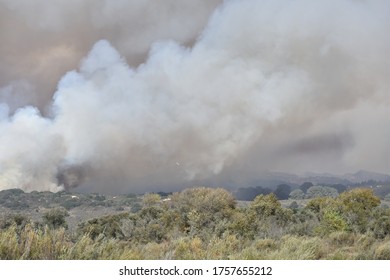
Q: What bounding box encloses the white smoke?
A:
[0,0,389,192]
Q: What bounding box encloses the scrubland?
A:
[1,187,390,260]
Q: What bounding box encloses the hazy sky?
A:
[0,0,389,193]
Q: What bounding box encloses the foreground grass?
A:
[1,225,390,260]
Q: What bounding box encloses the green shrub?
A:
[0,214,30,230]
[248,193,294,238]
[42,208,69,229]
[78,213,129,240]
[315,210,348,235]
[306,186,338,199]
[337,188,380,233]
[169,187,236,236]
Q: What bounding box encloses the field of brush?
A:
[1,187,390,260]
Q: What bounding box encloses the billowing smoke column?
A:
[0,0,389,192]
[0,0,222,112]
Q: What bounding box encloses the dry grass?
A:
[1,225,390,260]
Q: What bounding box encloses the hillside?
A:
[0,189,143,230]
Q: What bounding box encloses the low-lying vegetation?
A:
[1,187,390,259]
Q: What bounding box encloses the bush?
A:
[169,187,236,236]
[315,210,348,235]
[42,208,69,229]
[306,186,338,199]
[288,201,299,210]
[305,188,382,235]
[142,193,161,208]
[0,214,30,230]
[250,193,281,217]
[305,197,335,213]
[337,188,380,233]
[246,194,294,238]
[60,199,83,210]
[78,213,129,240]
[369,209,390,239]
[289,189,305,200]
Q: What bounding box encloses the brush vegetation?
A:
[1,187,390,260]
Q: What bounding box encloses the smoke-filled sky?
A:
[0,0,389,193]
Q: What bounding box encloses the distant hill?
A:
[234,170,390,200]
[342,170,390,183]
[255,170,390,187]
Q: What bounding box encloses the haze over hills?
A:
[342,170,390,184]
[246,170,390,189]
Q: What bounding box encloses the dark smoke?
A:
[56,165,88,190]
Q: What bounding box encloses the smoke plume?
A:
[0,0,389,192]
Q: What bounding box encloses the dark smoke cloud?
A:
[0,0,389,192]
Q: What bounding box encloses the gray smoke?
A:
[0,0,389,192]
[56,164,89,190]
[0,0,221,112]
